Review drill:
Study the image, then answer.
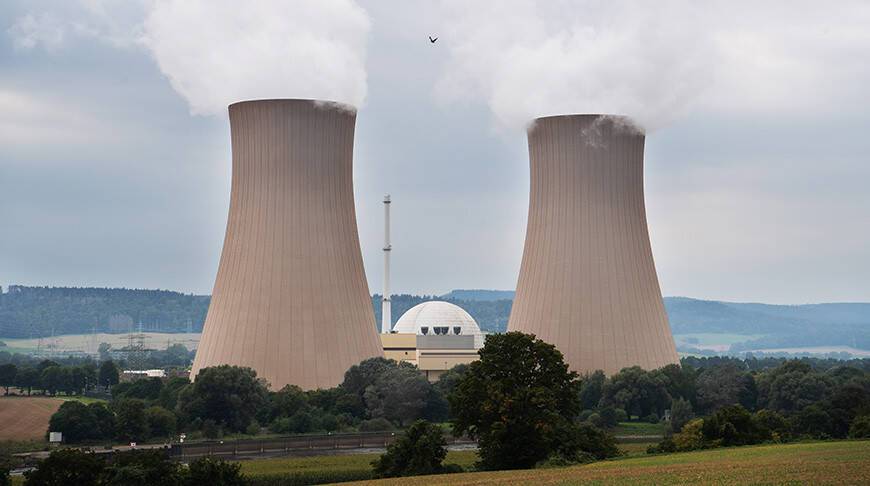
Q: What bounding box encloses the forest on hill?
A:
[1,286,868,353]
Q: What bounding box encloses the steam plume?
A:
[141,0,370,115]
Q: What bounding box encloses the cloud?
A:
[0,90,105,147]
[7,13,67,51]
[436,0,870,131]
[140,0,371,115]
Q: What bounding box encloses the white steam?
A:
[436,0,870,131]
[141,0,370,115]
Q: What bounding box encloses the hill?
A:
[2,285,868,354]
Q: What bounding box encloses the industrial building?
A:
[191,99,383,391]
[508,114,679,375]
[382,301,483,381]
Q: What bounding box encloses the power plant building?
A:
[508,114,679,376]
[382,301,483,381]
[191,99,383,390]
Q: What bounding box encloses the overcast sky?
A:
[1,1,869,304]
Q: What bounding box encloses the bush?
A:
[753,409,789,441]
[597,406,619,428]
[672,418,705,451]
[245,422,261,436]
[849,415,870,438]
[48,401,112,443]
[202,419,222,439]
[669,397,694,433]
[702,405,768,446]
[646,437,676,454]
[564,423,620,460]
[102,449,185,486]
[614,408,629,423]
[145,406,177,438]
[23,449,106,486]
[372,420,448,478]
[643,413,660,424]
[358,418,394,432]
[791,404,833,439]
[187,457,246,486]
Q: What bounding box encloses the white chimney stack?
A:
[382,194,392,334]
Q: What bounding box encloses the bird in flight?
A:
[429,36,438,44]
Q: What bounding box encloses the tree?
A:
[48,401,103,443]
[341,358,398,402]
[114,398,150,442]
[364,364,431,426]
[450,332,584,470]
[113,378,163,401]
[372,420,448,478]
[601,367,671,418]
[15,367,40,395]
[157,377,190,411]
[267,385,308,422]
[659,363,698,406]
[578,370,606,410]
[186,457,246,486]
[40,366,64,396]
[669,397,694,433]
[145,406,177,438]
[102,449,185,486]
[23,449,105,486]
[177,365,268,432]
[695,364,755,413]
[849,415,870,438]
[99,361,120,391]
[701,405,768,446]
[0,364,16,395]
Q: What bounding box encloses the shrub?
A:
[202,419,222,439]
[702,405,768,446]
[791,404,833,439]
[245,421,261,436]
[672,418,705,451]
[753,409,790,441]
[145,406,177,438]
[849,415,870,438]
[614,408,629,423]
[669,397,694,433]
[643,413,660,424]
[101,449,185,486]
[564,423,620,460]
[372,420,448,478]
[187,457,246,486]
[23,449,105,486]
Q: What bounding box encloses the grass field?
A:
[349,441,870,485]
[612,421,665,437]
[0,396,62,441]
[240,450,477,476]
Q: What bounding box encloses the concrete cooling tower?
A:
[191,99,383,390]
[508,114,679,376]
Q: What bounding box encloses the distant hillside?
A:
[2,286,868,353]
[0,286,208,338]
[440,289,516,301]
[372,294,511,334]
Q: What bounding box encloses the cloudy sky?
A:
[1,0,869,304]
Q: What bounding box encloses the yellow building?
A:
[381,301,485,381]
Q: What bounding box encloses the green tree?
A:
[450,332,583,470]
[601,366,671,418]
[695,364,755,413]
[186,457,246,486]
[157,377,190,411]
[372,420,448,478]
[114,398,150,442]
[102,449,185,486]
[0,364,16,395]
[48,401,102,443]
[144,406,177,438]
[99,361,120,391]
[177,365,268,432]
[849,415,870,438]
[364,363,431,426]
[669,397,694,433]
[701,405,769,446]
[15,367,40,395]
[40,366,63,396]
[23,449,105,486]
[578,370,606,410]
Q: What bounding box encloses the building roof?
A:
[393,301,484,348]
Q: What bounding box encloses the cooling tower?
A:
[508,114,679,376]
[191,99,383,390]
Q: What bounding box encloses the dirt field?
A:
[0,396,63,441]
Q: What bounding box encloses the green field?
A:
[350,440,870,485]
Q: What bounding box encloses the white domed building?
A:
[392,301,485,348]
[380,301,485,381]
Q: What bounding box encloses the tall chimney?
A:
[508,114,679,375]
[192,99,383,390]
[382,194,392,334]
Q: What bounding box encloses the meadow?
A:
[347,440,870,485]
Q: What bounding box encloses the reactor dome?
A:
[393,301,484,348]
